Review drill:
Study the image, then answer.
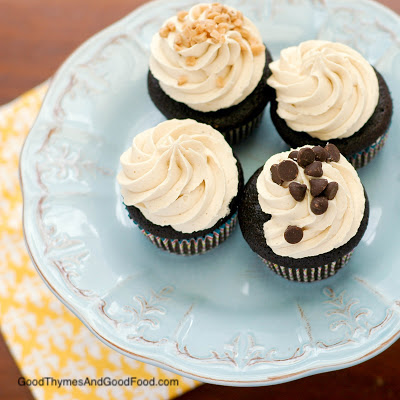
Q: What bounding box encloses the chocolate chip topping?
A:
[270,164,283,185]
[304,161,323,177]
[289,182,307,202]
[312,146,328,162]
[297,147,315,168]
[323,181,339,200]
[288,150,299,161]
[310,178,328,197]
[311,196,329,215]
[284,225,304,244]
[278,160,298,182]
[325,143,341,162]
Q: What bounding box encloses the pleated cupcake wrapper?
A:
[260,250,354,282]
[134,213,238,255]
[347,129,389,169]
[222,111,264,145]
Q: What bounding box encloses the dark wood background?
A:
[1,0,399,399]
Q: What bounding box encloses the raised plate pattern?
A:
[21,0,400,386]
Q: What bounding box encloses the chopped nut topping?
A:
[160,3,264,56]
[251,43,266,56]
[178,76,188,86]
[199,5,209,13]
[159,26,170,38]
[177,11,188,22]
[193,32,208,44]
[217,22,229,34]
[186,56,197,66]
[214,14,230,24]
[212,3,223,13]
[206,11,220,20]
[167,22,176,32]
[210,30,221,41]
[227,9,237,18]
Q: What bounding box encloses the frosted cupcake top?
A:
[149,3,266,112]
[267,40,379,140]
[257,144,365,258]
[118,119,239,233]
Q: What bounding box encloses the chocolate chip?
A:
[323,181,339,200]
[297,147,315,168]
[312,146,328,162]
[284,225,304,244]
[325,143,341,162]
[310,178,328,197]
[311,196,329,215]
[270,164,283,185]
[288,150,299,161]
[278,160,298,181]
[304,161,323,177]
[289,182,307,202]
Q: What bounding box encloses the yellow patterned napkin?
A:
[0,84,199,400]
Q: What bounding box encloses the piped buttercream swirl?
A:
[118,119,239,233]
[257,147,365,258]
[267,40,379,140]
[149,3,266,112]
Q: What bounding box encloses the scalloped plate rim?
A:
[19,0,400,387]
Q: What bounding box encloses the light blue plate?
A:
[20,0,400,386]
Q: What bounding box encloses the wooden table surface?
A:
[1,0,399,399]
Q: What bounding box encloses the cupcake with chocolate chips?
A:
[267,40,393,168]
[148,3,274,145]
[239,144,369,282]
[117,119,244,255]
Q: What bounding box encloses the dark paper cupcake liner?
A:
[222,111,264,145]
[134,212,238,256]
[260,250,354,282]
[346,129,390,169]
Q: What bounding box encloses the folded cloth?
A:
[0,84,199,400]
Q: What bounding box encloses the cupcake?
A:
[239,144,369,282]
[267,40,393,168]
[117,119,244,255]
[148,3,274,145]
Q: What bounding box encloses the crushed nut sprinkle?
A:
[178,76,188,86]
[159,26,170,38]
[177,11,188,22]
[167,22,176,32]
[251,44,265,56]
[158,3,265,56]
[185,56,197,66]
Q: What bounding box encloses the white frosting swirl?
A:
[149,3,266,112]
[117,119,239,233]
[267,40,379,140]
[257,147,365,258]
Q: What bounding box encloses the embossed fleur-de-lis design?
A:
[322,287,372,341]
[99,287,174,336]
[175,330,313,368]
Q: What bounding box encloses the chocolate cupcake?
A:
[117,119,244,255]
[239,144,369,282]
[148,3,274,145]
[267,40,392,168]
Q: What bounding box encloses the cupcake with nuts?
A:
[148,3,274,145]
[117,119,244,255]
[239,144,369,282]
[267,40,393,168]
